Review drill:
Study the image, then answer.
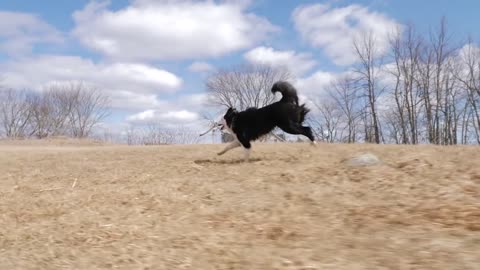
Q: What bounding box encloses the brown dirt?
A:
[0,142,479,269]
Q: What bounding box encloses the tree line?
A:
[0,81,110,139]
[0,80,203,145]
[313,18,480,144]
[124,124,201,145]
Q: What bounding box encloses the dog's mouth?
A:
[217,123,225,130]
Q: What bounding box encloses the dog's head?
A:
[219,107,237,133]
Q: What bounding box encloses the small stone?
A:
[345,153,382,167]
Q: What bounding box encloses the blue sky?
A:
[0,0,478,136]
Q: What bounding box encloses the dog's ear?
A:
[226,107,237,115]
[223,107,237,122]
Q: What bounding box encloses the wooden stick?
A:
[71,178,78,189]
[200,122,221,136]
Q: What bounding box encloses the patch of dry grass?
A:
[0,141,479,269]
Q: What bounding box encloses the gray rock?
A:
[345,153,382,167]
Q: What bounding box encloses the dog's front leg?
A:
[217,140,241,156]
[236,136,252,162]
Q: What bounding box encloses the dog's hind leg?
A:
[302,126,317,145]
[217,140,241,156]
[278,123,316,144]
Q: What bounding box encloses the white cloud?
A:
[72,0,279,61]
[109,92,167,112]
[244,46,316,75]
[0,55,182,111]
[127,109,199,124]
[188,61,215,73]
[124,100,207,131]
[295,70,336,97]
[1,55,181,92]
[126,109,156,122]
[125,93,209,127]
[0,11,63,56]
[292,3,399,66]
[457,43,480,61]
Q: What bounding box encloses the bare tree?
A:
[353,31,385,143]
[29,86,76,138]
[125,125,140,145]
[382,109,403,144]
[416,37,436,143]
[206,64,293,110]
[325,74,362,143]
[427,17,457,144]
[311,97,343,143]
[64,82,110,138]
[0,89,33,138]
[388,24,423,144]
[443,58,466,145]
[454,38,480,143]
[130,124,201,145]
[173,127,202,144]
[143,124,176,145]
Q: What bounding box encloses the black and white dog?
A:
[217,81,316,161]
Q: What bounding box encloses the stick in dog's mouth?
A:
[199,122,223,136]
[199,125,215,136]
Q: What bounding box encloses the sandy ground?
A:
[0,141,479,269]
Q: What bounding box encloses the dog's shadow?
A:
[194,158,262,165]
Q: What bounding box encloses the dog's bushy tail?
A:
[271,81,299,105]
[299,103,310,123]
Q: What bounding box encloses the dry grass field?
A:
[0,139,479,269]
